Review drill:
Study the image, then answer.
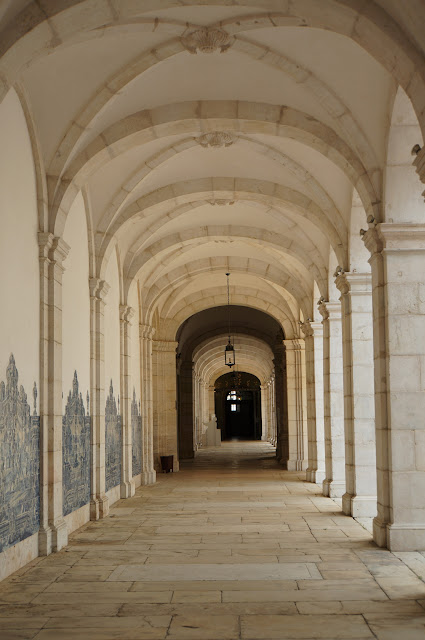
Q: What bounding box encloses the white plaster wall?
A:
[104,248,120,397]
[129,280,141,402]
[62,192,90,408]
[0,88,39,398]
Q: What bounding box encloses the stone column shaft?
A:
[319,301,345,498]
[336,271,376,517]
[364,223,425,550]
[284,340,308,471]
[89,278,110,520]
[140,324,156,485]
[119,305,135,499]
[153,340,179,471]
[260,385,268,440]
[38,233,70,554]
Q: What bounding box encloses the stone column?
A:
[363,222,425,550]
[260,385,268,440]
[269,375,276,446]
[178,360,194,459]
[319,301,345,497]
[119,305,136,499]
[283,340,308,471]
[38,233,70,554]
[152,340,179,471]
[274,344,288,463]
[335,271,376,517]
[89,278,110,520]
[301,321,325,483]
[139,324,156,485]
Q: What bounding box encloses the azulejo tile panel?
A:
[105,380,121,492]
[132,389,142,477]
[0,355,40,553]
[62,371,91,516]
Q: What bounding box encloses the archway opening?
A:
[215,371,261,441]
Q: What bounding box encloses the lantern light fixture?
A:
[224,272,235,367]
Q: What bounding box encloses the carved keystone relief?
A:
[0,355,39,553]
[105,381,121,492]
[181,27,234,54]
[131,389,142,477]
[197,131,237,148]
[62,372,91,517]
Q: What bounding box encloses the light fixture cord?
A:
[226,272,231,342]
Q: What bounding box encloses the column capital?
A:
[38,232,70,269]
[317,300,341,321]
[362,222,425,256]
[335,271,372,295]
[299,320,314,338]
[153,340,178,353]
[89,277,110,301]
[139,323,155,339]
[119,304,135,324]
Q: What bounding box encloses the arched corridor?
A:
[1,441,425,638]
[2,2,425,636]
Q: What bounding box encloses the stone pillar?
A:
[152,340,179,471]
[335,271,376,517]
[38,233,70,554]
[363,223,425,550]
[260,385,268,440]
[301,321,325,483]
[119,305,136,499]
[274,344,288,463]
[319,301,345,497]
[270,375,276,445]
[139,324,156,485]
[283,340,308,471]
[89,278,110,520]
[178,361,194,459]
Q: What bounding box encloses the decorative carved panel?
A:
[105,381,121,492]
[62,372,91,516]
[0,355,39,553]
[131,389,142,477]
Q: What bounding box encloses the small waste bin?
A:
[160,455,174,473]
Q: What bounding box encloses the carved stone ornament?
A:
[0,355,40,553]
[181,27,234,54]
[197,131,237,148]
[207,199,235,206]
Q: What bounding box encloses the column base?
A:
[51,518,68,552]
[120,480,136,499]
[373,517,388,548]
[306,468,326,484]
[38,526,52,556]
[386,523,425,551]
[323,479,345,498]
[342,493,377,517]
[141,470,157,485]
[287,459,308,471]
[90,494,109,520]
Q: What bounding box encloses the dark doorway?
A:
[215,372,261,440]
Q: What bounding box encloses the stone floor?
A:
[1,441,425,639]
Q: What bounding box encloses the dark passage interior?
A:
[215,372,262,441]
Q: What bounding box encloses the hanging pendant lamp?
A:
[224,272,236,367]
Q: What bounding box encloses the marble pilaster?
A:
[283,340,308,471]
[119,305,136,499]
[38,233,70,554]
[318,301,345,498]
[89,278,110,520]
[364,222,425,550]
[335,271,376,518]
[152,339,179,471]
[139,324,156,485]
